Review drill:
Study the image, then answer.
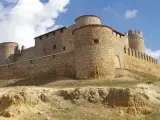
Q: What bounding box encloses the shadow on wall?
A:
[115,55,121,68]
[5,75,76,87]
[4,54,15,65]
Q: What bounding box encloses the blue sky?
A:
[55,0,160,51]
[0,0,160,60]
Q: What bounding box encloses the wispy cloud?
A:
[0,0,70,48]
[124,9,138,20]
[103,6,111,11]
[146,48,160,63]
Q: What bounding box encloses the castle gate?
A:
[114,55,121,68]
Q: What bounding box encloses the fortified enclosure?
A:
[0,15,159,80]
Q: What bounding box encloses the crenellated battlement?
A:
[112,31,124,40]
[128,30,143,38]
[124,47,158,64]
[128,29,145,53]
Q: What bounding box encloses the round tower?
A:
[75,15,101,28]
[128,30,145,53]
[73,24,115,79]
[0,42,18,65]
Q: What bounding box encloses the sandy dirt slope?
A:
[0,84,159,120]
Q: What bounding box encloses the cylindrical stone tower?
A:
[128,30,145,53]
[0,42,18,65]
[75,15,101,28]
[73,24,115,79]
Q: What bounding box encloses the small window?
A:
[46,34,48,38]
[53,32,55,35]
[63,47,66,51]
[94,39,99,44]
[53,44,56,50]
[30,60,33,64]
[53,55,55,59]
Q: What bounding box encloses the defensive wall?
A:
[124,47,160,76]
[0,46,159,80]
[0,51,75,79]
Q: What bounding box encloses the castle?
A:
[0,15,159,80]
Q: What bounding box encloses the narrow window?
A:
[53,55,55,59]
[63,47,66,51]
[53,44,56,50]
[94,39,99,44]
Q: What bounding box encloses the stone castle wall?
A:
[14,25,75,63]
[34,27,67,58]
[124,47,160,76]
[112,32,127,68]
[16,47,36,62]
[61,24,76,52]
[0,51,75,79]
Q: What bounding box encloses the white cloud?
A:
[124,9,138,20]
[146,48,160,63]
[103,6,111,11]
[0,0,70,48]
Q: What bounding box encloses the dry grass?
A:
[0,69,159,89]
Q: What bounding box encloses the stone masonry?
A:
[0,15,159,80]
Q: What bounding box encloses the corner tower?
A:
[0,42,18,65]
[73,15,115,79]
[128,30,145,53]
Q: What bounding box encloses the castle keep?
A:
[0,15,159,79]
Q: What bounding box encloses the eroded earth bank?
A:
[0,83,160,120]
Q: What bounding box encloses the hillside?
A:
[0,69,159,120]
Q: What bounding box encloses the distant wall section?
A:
[0,52,75,79]
[124,47,160,76]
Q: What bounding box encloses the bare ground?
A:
[0,84,159,120]
[0,69,159,120]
